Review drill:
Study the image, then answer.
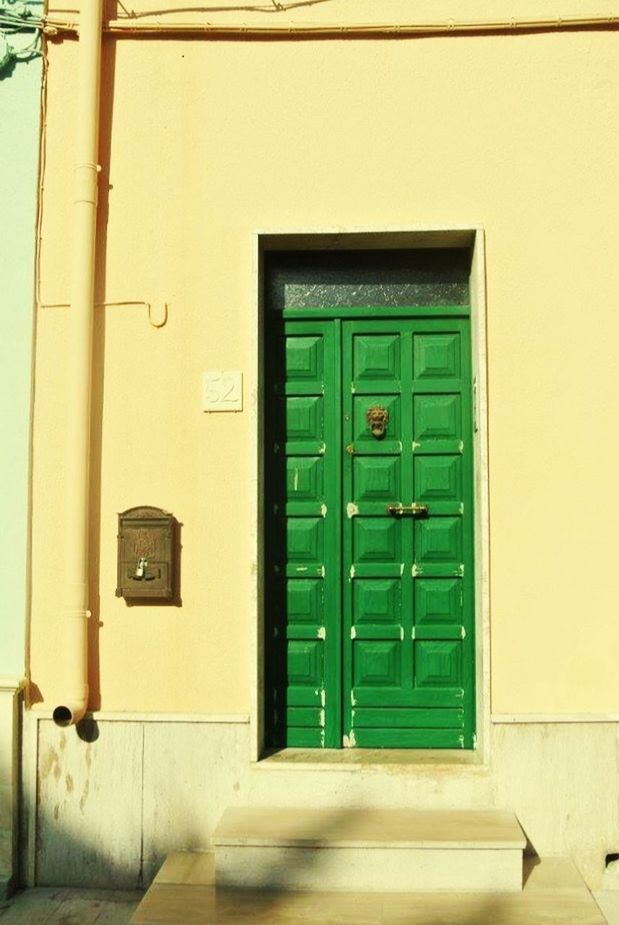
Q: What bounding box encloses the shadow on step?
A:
[208,807,528,925]
[209,887,515,925]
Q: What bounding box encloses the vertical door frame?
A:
[249,228,490,764]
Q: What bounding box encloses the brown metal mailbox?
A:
[116,506,179,602]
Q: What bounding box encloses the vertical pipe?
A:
[53,0,103,727]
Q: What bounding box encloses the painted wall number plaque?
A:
[202,371,243,412]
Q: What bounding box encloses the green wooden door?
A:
[265,316,475,749]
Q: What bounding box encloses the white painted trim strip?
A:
[0,676,26,693]
[492,713,619,724]
[29,710,250,724]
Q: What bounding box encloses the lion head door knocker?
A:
[366,405,389,439]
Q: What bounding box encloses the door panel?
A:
[265,316,474,749]
[266,321,341,748]
[342,319,473,748]
[342,319,474,749]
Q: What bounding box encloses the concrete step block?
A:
[212,807,526,893]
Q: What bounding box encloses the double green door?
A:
[266,316,475,749]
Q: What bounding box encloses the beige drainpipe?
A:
[53,0,104,727]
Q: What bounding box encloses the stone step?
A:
[212,807,526,893]
[132,854,607,925]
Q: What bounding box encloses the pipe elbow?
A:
[52,700,88,727]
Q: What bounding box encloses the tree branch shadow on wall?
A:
[110,1,336,19]
[21,12,538,923]
[207,807,531,925]
[13,717,550,925]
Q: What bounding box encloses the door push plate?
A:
[387,503,429,517]
[116,506,180,603]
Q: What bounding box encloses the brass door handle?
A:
[387,503,429,517]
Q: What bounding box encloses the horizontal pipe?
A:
[43,13,619,39]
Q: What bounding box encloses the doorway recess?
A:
[262,244,476,750]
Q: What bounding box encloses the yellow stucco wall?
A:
[32,1,619,715]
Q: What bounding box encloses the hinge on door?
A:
[346,444,354,455]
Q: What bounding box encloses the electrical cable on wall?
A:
[39,9,619,39]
